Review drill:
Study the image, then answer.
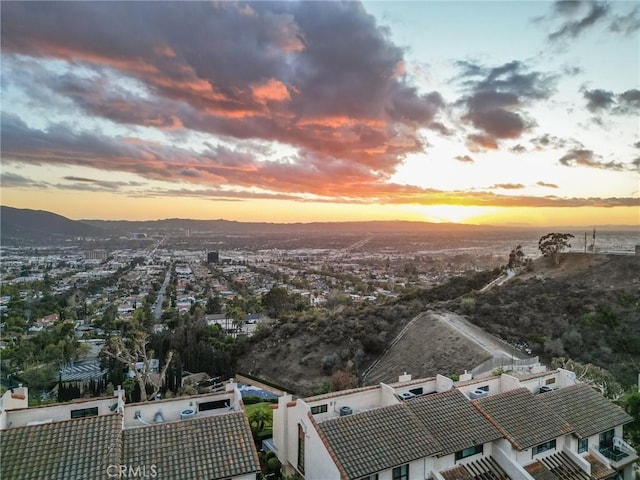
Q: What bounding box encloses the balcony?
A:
[598,437,639,469]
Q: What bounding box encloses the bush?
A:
[266,457,281,475]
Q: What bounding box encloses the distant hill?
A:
[0,206,104,240]
[83,217,500,235]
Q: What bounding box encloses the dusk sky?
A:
[1,1,639,226]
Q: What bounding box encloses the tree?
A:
[507,245,526,269]
[550,357,623,399]
[538,233,574,265]
[102,332,174,402]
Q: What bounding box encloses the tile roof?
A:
[1,411,259,480]
[440,456,512,480]
[406,390,503,455]
[124,412,259,480]
[537,383,633,438]
[524,451,591,480]
[584,454,617,480]
[0,414,122,480]
[473,388,573,450]
[315,403,441,479]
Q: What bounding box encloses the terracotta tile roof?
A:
[440,456,512,480]
[2,411,259,480]
[538,383,633,438]
[524,451,591,480]
[473,388,573,450]
[406,390,503,455]
[0,414,122,480]
[124,412,259,480]
[584,454,617,480]
[315,403,441,479]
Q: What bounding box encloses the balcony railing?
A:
[598,446,629,462]
[599,437,638,467]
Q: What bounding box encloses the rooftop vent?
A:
[339,406,353,416]
[469,389,489,399]
[538,386,553,394]
[180,408,196,420]
[398,392,416,401]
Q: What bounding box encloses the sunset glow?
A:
[1,1,638,226]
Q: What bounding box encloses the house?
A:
[0,381,260,480]
[272,369,636,480]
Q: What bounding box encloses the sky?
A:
[1,1,639,226]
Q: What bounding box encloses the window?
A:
[392,464,409,480]
[455,444,484,461]
[409,387,423,396]
[360,475,379,480]
[297,423,305,474]
[599,429,615,448]
[545,377,556,385]
[478,385,490,392]
[578,438,588,454]
[310,404,328,415]
[199,400,228,412]
[70,407,98,419]
[532,439,556,457]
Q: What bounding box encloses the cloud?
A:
[0,171,49,189]
[510,144,526,154]
[0,1,444,178]
[453,155,474,163]
[547,1,610,41]
[558,149,625,170]
[537,181,560,188]
[467,134,498,152]
[617,89,640,114]
[487,183,526,190]
[582,88,614,112]
[61,176,146,191]
[581,87,640,115]
[530,133,568,150]
[455,60,556,146]
[541,1,639,42]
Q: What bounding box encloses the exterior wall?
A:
[436,374,454,392]
[307,388,383,422]
[6,396,118,428]
[374,458,429,480]
[457,376,502,399]
[302,420,340,480]
[282,400,314,475]
[272,395,291,467]
[492,445,534,480]
[517,435,568,466]
[123,391,236,428]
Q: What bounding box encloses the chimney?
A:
[398,372,412,383]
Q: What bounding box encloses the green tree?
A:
[262,286,290,318]
[538,233,574,265]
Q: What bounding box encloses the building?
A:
[208,251,220,264]
[272,369,637,480]
[0,381,260,480]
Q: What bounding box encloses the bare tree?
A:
[103,332,173,402]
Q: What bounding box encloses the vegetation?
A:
[538,233,574,265]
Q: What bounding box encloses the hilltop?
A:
[0,206,104,242]
[238,253,640,395]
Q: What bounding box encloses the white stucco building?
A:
[272,369,637,480]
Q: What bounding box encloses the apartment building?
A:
[0,382,260,479]
[272,369,637,480]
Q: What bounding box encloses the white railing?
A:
[613,436,637,456]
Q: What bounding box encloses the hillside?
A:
[448,253,640,386]
[238,253,640,395]
[0,206,104,241]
